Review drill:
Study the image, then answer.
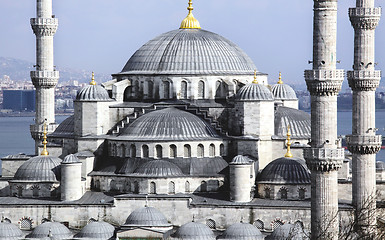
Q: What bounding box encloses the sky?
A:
[1,0,384,86]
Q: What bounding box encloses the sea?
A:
[0,112,385,161]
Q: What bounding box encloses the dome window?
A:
[168,181,175,194]
[198,80,205,99]
[184,144,191,158]
[170,145,177,158]
[142,145,149,158]
[206,219,216,229]
[209,144,215,157]
[201,181,207,192]
[155,145,163,159]
[279,187,288,200]
[181,81,188,99]
[130,144,136,158]
[197,144,204,158]
[150,182,156,194]
[185,181,190,193]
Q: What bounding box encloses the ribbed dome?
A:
[217,222,264,240]
[76,85,110,101]
[74,221,115,239]
[173,222,215,240]
[266,223,306,240]
[274,106,311,139]
[120,29,256,75]
[118,107,220,140]
[271,83,297,100]
[14,155,61,182]
[236,83,274,101]
[62,154,80,164]
[26,222,72,239]
[257,157,311,184]
[50,115,74,138]
[124,207,171,227]
[134,160,183,177]
[230,155,252,165]
[0,222,23,239]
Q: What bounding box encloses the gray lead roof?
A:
[172,221,216,240]
[13,155,61,182]
[119,29,257,75]
[124,207,171,227]
[217,222,264,240]
[26,222,72,239]
[0,222,23,239]
[274,106,311,139]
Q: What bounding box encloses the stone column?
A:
[346,0,381,237]
[30,0,59,154]
[304,1,344,239]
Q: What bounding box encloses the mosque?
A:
[0,0,384,239]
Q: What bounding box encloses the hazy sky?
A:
[1,0,384,85]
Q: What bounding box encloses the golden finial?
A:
[285,125,293,158]
[252,69,258,84]
[277,72,284,84]
[41,120,49,156]
[89,72,96,86]
[180,0,201,29]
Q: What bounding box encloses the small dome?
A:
[266,223,306,240]
[173,222,215,240]
[62,154,80,164]
[217,222,264,240]
[257,157,311,184]
[76,85,110,101]
[26,222,72,239]
[14,155,61,181]
[49,115,74,138]
[134,160,183,177]
[230,155,252,165]
[74,221,115,239]
[124,207,171,227]
[118,107,220,141]
[275,106,311,139]
[236,83,274,101]
[271,83,297,100]
[0,222,23,239]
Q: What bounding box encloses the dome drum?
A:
[257,183,310,201]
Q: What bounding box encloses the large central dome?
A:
[120,29,257,75]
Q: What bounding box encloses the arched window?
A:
[280,187,288,200]
[209,144,215,157]
[125,181,131,192]
[134,181,139,194]
[121,145,126,157]
[134,80,140,98]
[163,81,171,99]
[198,80,205,99]
[197,144,204,158]
[298,188,306,200]
[181,81,188,99]
[112,144,117,156]
[19,217,32,230]
[155,145,162,159]
[170,145,177,158]
[142,145,149,158]
[110,180,117,192]
[147,80,154,98]
[201,181,207,192]
[184,144,191,158]
[206,219,216,229]
[215,81,222,98]
[220,144,225,156]
[130,144,136,158]
[16,186,23,197]
[150,182,156,194]
[185,181,190,193]
[271,219,284,230]
[254,219,264,230]
[264,187,271,199]
[168,181,175,194]
[31,185,39,198]
[95,180,101,191]
[123,86,133,101]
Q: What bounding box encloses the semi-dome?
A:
[119,29,257,75]
[73,221,115,239]
[76,85,110,101]
[134,160,183,177]
[265,223,306,240]
[230,155,252,165]
[274,106,311,139]
[217,222,264,240]
[49,115,74,138]
[14,155,61,182]
[173,221,215,240]
[26,222,72,239]
[118,107,220,140]
[124,207,171,227]
[257,157,311,184]
[236,83,274,101]
[271,83,297,100]
[62,154,80,164]
[0,222,23,239]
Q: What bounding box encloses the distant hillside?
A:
[0,57,111,83]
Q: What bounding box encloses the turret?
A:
[229,155,254,202]
[61,154,82,201]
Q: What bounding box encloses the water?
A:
[0,112,384,160]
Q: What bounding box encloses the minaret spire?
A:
[346,0,381,237]
[40,120,49,156]
[285,125,293,158]
[30,0,59,154]
[252,70,258,84]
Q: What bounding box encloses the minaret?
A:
[30,0,59,154]
[347,0,381,236]
[304,1,345,239]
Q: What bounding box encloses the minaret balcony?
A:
[30,18,58,26]
[304,69,345,81]
[347,70,381,90]
[304,148,344,172]
[30,70,59,87]
[346,135,382,154]
[349,8,381,30]
[349,7,381,18]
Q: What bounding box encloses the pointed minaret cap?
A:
[252,70,258,84]
[277,72,284,84]
[89,72,97,86]
[285,125,293,158]
[180,0,201,29]
[41,120,49,156]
